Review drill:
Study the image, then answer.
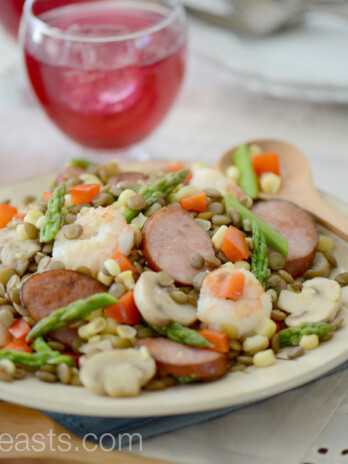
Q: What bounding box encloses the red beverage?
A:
[24,1,186,149]
[1,0,25,38]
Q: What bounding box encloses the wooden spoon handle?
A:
[290,190,348,242]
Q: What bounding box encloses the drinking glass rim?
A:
[23,0,185,43]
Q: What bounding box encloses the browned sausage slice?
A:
[252,200,319,278]
[142,206,215,285]
[138,338,228,380]
[21,270,107,346]
[110,172,148,186]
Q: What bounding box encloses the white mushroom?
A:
[80,347,156,397]
[1,238,40,276]
[277,277,342,327]
[133,271,197,327]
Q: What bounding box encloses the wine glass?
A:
[20,0,187,159]
[1,0,26,38]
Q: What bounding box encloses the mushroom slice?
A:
[1,239,40,276]
[80,347,156,397]
[133,271,197,327]
[278,277,342,327]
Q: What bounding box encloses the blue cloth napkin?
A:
[43,360,348,449]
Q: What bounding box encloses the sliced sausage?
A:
[138,338,228,381]
[21,270,107,346]
[109,172,148,186]
[142,206,215,285]
[252,199,319,278]
[56,166,86,186]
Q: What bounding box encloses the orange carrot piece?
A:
[0,204,18,229]
[179,193,207,213]
[215,272,245,300]
[13,213,26,221]
[3,340,33,353]
[166,162,186,172]
[252,153,280,177]
[43,191,53,202]
[106,291,142,325]
[221,226,249,263]
[8,318,31,343]
[112,251,137,274]
[197,329,230,354]
[70,184,101,205]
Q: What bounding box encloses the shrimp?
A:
[53,206,134,276]
[189,168,243,198]
[197,268,272,338]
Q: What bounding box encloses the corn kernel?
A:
[116,270,135,290]
[255,318,277,339]
[220,324,238,339]
[118,189,136,207]
[253,349,276,367]
[17,224,30,240]
[116,325,137,339]
[235,260,251,271]
[260,173,282,194]
[101,318,119,335]
[317,235,334,253]
[78,317,107,340]
[243,335,269,355]
[64,194,73,207]
[79,173,102,184]
[97,271,113,287]
[24,209,43,226]
[131,213,147,230]
[212,225,228,250]
[103,259,121,277]
[36,216,46,230]
[226,166,240,183]
[173,186,198,202]
[79,206,91,216]
[299,334,319,351]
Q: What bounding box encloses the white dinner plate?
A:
[0,174,347,417]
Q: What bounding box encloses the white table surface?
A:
[1,19,348,464]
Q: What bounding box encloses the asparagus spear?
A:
[40,184,66,243]
[0,350,75,371]
[31,336,53,353]
[251,221,269,288]
[278,322,335,347]
[224,195,288,257]
[70,158,91,169]
[122,169,190,223]
[166,322,212,348]
[233,143,259,199]
[27,293,117,341]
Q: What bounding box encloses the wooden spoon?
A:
[218,139,348,242]
[0,402,178,464]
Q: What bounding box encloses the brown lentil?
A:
[47,341,66,351]
[269,252,286,271]
[0,366,12,383]
[193,271,208,289]
[227,350,240,360]
[292,278,304,291]
[227,207,241,227]
[9,287,20,304]
[230,363,247,372]
[64,213,77,225]
[187,296,197,307]
[204,254,221,267]
[13,368,27,380]
[65,176,80,190]
[216,250,229,263]
[0,268,16,287]
[170,290,188,305]
[6,274,20,293]
[239,195,253,209]
[323,250,337,268]
[63,223,83,240]
[36,371,57,383]
[278,270,294,284]
[266,289,278,303]
[110,186,122,197]
[156,272,174,287]
[190,253,204,270]
[271,309,287,322]
[145,377,176,391]
[92,193,114,207]
[208,202,224,214]
[0,308,15,328]
[242,218,252,232]
[266,274,287,294]
[0,298,8,306]
[101,184,112,194]
[23,315,35,326]
[229,339,242,351]
[13,302,29,317]
[49,260,66,271]
[203,188,222,199]
[23,195,36,205]
[109,282,127,299]
[39,364,57,374]
[57,363,72,385]
[133,262,143,274]
[28,262,38,273]
[197,212,214,220]
[42,243,53,254]
[76,266,92,276]
[34,252,46,265]
[287,346,304,359]
[236,355,253,366]
[136,326,155,339]
[335,272,348,287]
[212,214,230,226]
[271,333,280,353]
[71,338,83,355]
[71,374,83,386]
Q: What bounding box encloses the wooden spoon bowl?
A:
[218,139,348,241]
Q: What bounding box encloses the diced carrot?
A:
[221,226,249,263]
[166,162,186,172]
[197,329,230,354]
[13,213,26,221]
[8,318,31,343]
[3,340,33,353]
[179,193,207,213]
[252,153,280,177]
[215,272,245,300]
[106,291,142,325]
[70,183,101,205]
[43,191,53,202]
[0,204,18,229]
[112,251,137,274]
[185,173,193,184]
